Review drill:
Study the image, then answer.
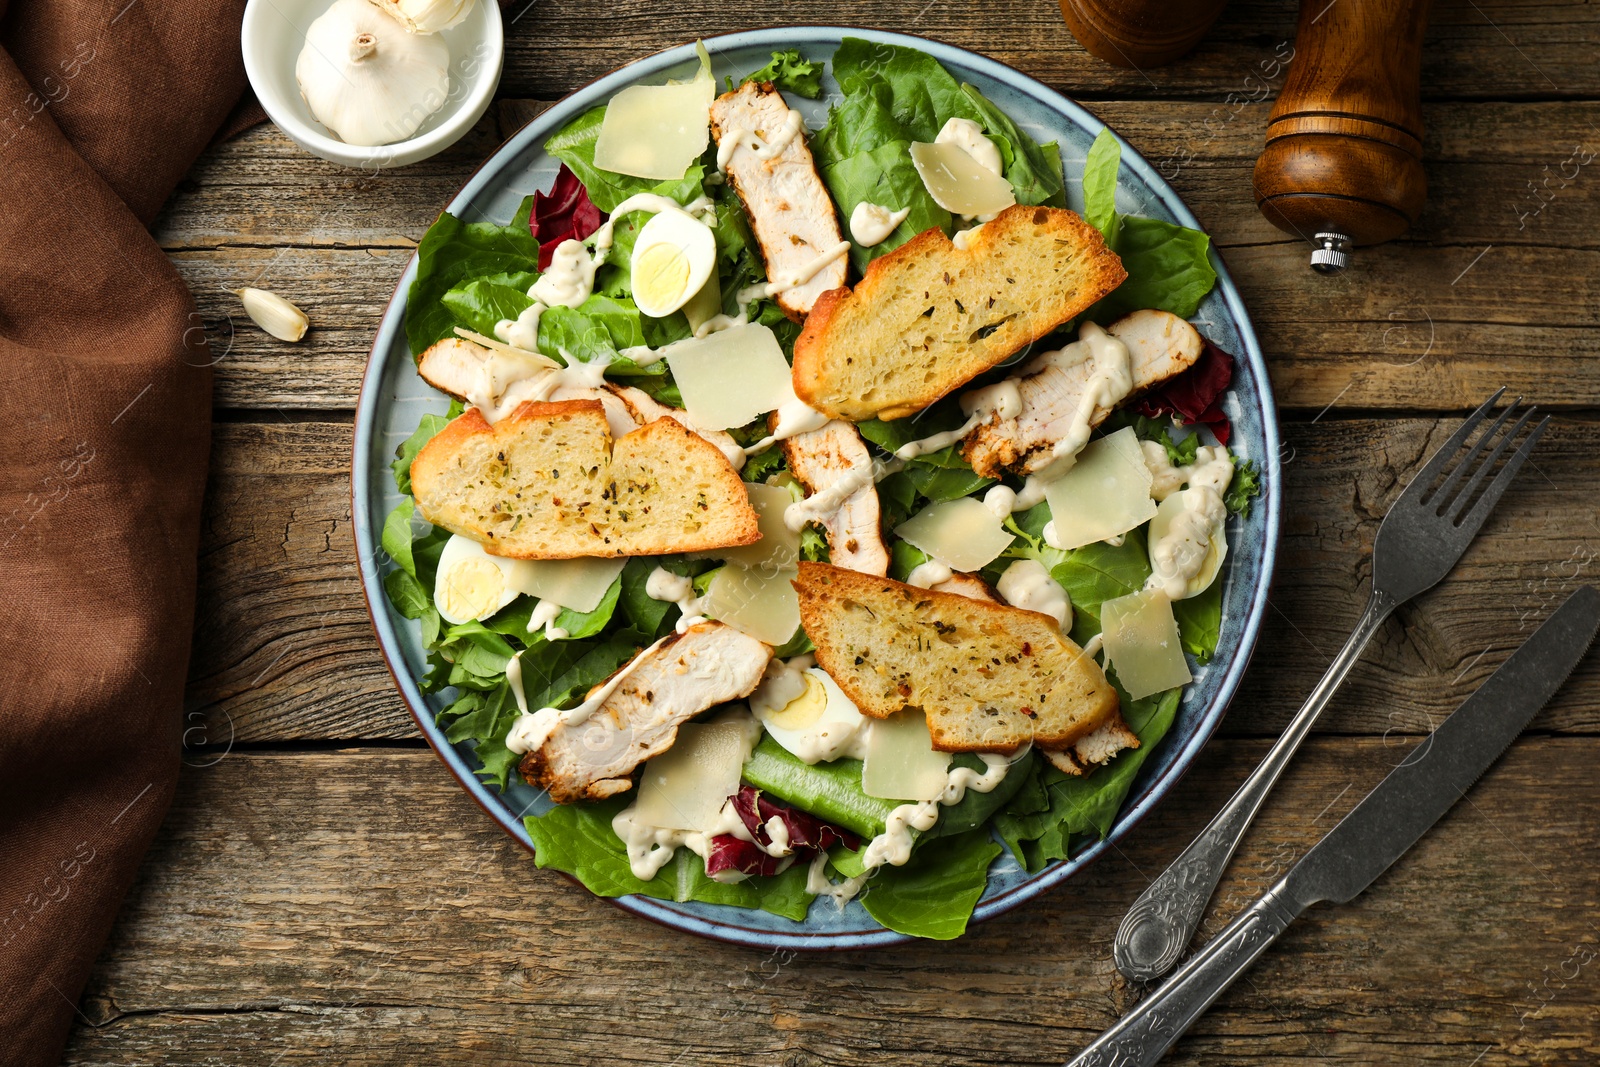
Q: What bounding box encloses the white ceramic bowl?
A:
[241,0,503,169]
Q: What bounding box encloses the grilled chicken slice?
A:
[962,310,1203,478]
[519,622,772,804]
[417,336,636,436]
[1041,711,1140,776]
[781,421,890,576]
[928,573,997,601]
[710,82,846,321]
[607,384,746,471]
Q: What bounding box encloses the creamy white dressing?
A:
[784,454,904,533]
[905,559,954,589]
[740,240,851,304]
[858,751,1017,870]
[894,380,1022,461]
[936,116,1003,178]
[504,631,675,755]
[644,566,710,631]
[716,106,805,172]
[806,851,870,907]
[526,599,570,642]
[982,484,1017,518]
[849,201,912,246]
[610,711,772,880]
[748,653,816,718]
[736,397,832,462]
[1032,322,1134,480]
[1144,446,1233,600]
[1081,632,1104,660]
[951,219,988,250]
[997,559,1071,630]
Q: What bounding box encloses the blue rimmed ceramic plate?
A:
[352,27,1282,950]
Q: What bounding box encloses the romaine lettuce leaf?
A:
[1079,128,1217,321]
[525,797,815,920]
[992,682,1180,870]
[1172,578,1222,663]
[814,38,1063,268]
[406,197,541,356]
[858,828,1001,940]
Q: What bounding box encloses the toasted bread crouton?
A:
[410,399,759,559]
[792,562,1119,753]
[791,205,1126,422]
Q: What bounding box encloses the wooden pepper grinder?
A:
[1253,0,1434,272]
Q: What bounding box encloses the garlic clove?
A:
[296,0,451,147]
[233,288,310,342]
[366,0,475,33]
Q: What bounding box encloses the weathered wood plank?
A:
[60,737,1600,1065]
[492,0,1600,104]
[185,416,1600,745]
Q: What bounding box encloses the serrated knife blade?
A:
[1067,585,1600,1067]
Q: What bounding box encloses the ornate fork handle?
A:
[1072,883,1307,1067]
[1112,588,1396,982]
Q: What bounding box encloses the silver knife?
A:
[1066,585,1600,1067]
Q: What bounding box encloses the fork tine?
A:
[1443,405,1536,522]
[1453,415,1550,536]
[1431,398,1524,513]
[1402,387,1507,505]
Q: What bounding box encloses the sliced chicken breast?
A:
[711,82,846,321]
[417,336,636,436]
[929,573,997,601]
[607,384,746,471]
[962,310,1203,478]
[1041,711,1140,776]
[519,622,772,804]
[781,421,890,576]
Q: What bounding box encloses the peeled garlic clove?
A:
[233,288,310,342]
[295,0,450,147]
[366,0,475,33]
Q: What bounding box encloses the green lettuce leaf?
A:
[993,682,1181,870]
[544,106,708,214]
[392,410,455,495]
[439,272,539,337]
[859,828,1001,940]
[738,49,824,98]
[406,198,541,355]
[524,797,815,920]
[1078,128,1217,320]
[1172,579,1222,663]
[1226,458,1263,517]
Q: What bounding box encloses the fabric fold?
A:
[0,2,247,1063]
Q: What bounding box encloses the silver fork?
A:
[1113,389,1549,983]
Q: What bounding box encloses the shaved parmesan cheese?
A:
[909,140,1016,217]
[704,564,800,646]
[663,323,796,431]
[508,556,626,613]
[895,497,1014,573]
[633,719,748,832]
[1043,427,1157,550]
[1100,588,1193,700]
[593,45,714,181]
[862,710,951,801]
[694,482,800,569]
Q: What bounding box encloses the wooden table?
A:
[61,2,1600,1063]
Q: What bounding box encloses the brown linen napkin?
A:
[0,2,247,1062]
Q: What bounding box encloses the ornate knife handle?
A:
[1113,590,1394,982]
[1070,884,1306,1067]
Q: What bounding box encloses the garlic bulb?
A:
[295,0,450,147]
[367,0,476,33]
[233,288,310,342]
